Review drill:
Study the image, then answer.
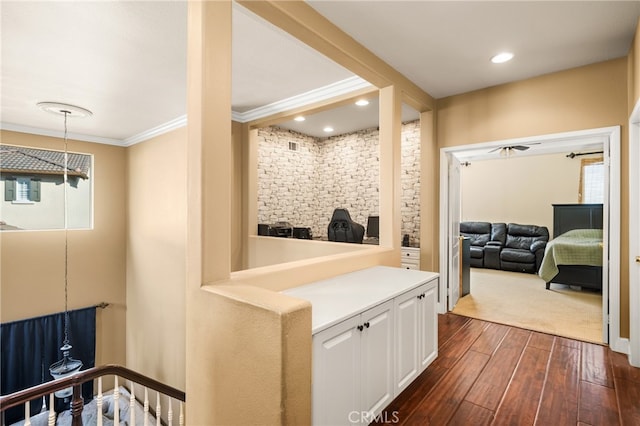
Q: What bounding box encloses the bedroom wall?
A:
[460,152,584,233]
[126,127,187,390]
[0,129,127,368]
[437,57,629,336]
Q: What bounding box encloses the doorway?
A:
[439,126,622,349]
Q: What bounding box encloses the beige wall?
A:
[126,127,186,389]
[461,153,585,232]
[248,235,377,269]
[437,58,630,336]
[630,17,640,111]
[0,130,126,368]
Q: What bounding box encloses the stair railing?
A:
[0,364,185,426]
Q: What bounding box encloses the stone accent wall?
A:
[315,128,380,238]
[401,120,421,246]
[257,121,421,244]
[257,127,319,228]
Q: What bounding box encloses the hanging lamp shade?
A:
[49,342,83,397]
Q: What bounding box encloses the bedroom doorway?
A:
[439,126,621,349]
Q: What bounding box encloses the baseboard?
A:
[610,336,629,355]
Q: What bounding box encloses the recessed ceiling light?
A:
[294,116,305,122]
[491,52,514,64]
[355,99,369,106]
[323,126,334,133]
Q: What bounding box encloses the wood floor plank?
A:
[536,344,580,425]
[614,377,640,426]
[492,346,551,426]
[581,342,614,388]
[557,336,582,349]
[438,313,471,347]
[404,350,490,425]
[380,318,485,424]
[465,327,530,411]
[384,315,635,426]
[437,319,487,369]
[377,362,450,425]
[578,381,620,426]
[447,401,494,426]
[469,322,510,355]
[609,350,640,383]
[527,332,555,351]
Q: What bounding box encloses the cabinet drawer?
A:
[401,248,420,260]
[401,262,420,270]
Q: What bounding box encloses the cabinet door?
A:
[419,282,438,371]
[360,300,394,422]
[313,315,361,426]
[393,285,423,396]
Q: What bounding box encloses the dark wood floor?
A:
[378,313,640,426]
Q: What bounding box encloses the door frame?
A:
[629,100,640,366]
[438,126,624,352]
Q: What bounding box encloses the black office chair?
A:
[327,208,365,243]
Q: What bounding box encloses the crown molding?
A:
[0,122,124,146]
[3,77,369,146]
[232,76,372,123]
[123,115,187,146]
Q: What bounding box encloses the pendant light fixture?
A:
[37,102,92,397]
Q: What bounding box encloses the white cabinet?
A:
[394,283,438,396]
[282,266,439,426]
[401,246,420,270]
[313,301,394,426]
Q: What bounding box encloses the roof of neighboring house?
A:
[0,145,90,179]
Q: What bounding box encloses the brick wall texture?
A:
[257,120,421,245]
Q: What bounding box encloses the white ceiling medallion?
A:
[37,102,93,118]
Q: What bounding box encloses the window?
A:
[8,177,40,203]
[1,145,92,230]
[579,157,604,204]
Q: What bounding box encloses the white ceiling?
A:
[1,1,639,146]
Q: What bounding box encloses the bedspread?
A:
[538,228,603,283]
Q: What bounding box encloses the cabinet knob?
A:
[364,322,370,328]
[357,325,364,332]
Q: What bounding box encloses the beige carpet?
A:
[452,268,603,343]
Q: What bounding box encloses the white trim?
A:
[608,126,623,352]
[0,122,124,146]
[231,76,373,123]
[1,116,189,147]
[439,126,624,353]
[629,99,640,366]
[2,77,370,146]
[123,115,187,146]
[438,150,449,314]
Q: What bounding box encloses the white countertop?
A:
[282,266,439,334]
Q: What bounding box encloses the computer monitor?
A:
[366,215,379,239]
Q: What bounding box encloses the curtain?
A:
[1,307,96,424]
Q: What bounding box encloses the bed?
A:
[538,204,604,291]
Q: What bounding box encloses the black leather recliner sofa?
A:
[500,223,549,273]
[459,221,506,268]
[328,208,365,243]
[460,221,549,273]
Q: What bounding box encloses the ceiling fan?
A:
[488,143,540,157]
